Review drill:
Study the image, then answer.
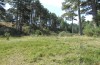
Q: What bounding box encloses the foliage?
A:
[83,24,100,36]
[1,0,81,36]
[60,21,68,31]
[22,25,30,34]
[83,24,94,36]
[93,27,100,37]
[62,0,82,35]
[58,31,72,37]
[49,31,57,36]
[4,32,10,40]
[0,0,64,34]
[35,30,42,35]
[81,0,100,27]
[42,28,50,35]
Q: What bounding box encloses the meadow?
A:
[0,36,100,65]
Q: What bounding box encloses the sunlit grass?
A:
[0,36,100,65]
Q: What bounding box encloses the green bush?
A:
[83,24,100,36]
[35,30,42,35]
[50,31,57,36]
[42,28,50,35]
[83,25,94,36]
[58,31,72,37]
[23,26,30,34]
[4,32,10,40]
[93,27,100,37]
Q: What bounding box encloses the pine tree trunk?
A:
[16,0,19,30]
[91,0,98,27]
[72,17,74,33]
[78,0,82,35]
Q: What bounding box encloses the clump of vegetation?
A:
[83,24,100,37]
[83,24,94,36]
[58,31,72,37]
[35,30,42,36]
[23,26,30,34]
[93,27,100,37]
[4,32,10,40]
[49,31,57,36]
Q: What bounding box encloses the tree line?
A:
[0,0,100,36]
[0,0,79,36]
[62,0,100,36]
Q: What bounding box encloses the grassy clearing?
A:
[0,36,100,65]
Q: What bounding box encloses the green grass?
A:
[0,36,100,65]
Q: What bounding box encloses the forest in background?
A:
[0,0,100,37]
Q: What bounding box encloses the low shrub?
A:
[58,31,72,37]
[93,27,100,37]
[23,26,30,34]
[83,24,100,37]
[42,28,50,35]
[4,32,10,40]
[83,26,94,36]
[35,30,42,35]
[50,31,57,36]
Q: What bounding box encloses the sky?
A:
[4,3,11,10]
[40,0,64,16]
